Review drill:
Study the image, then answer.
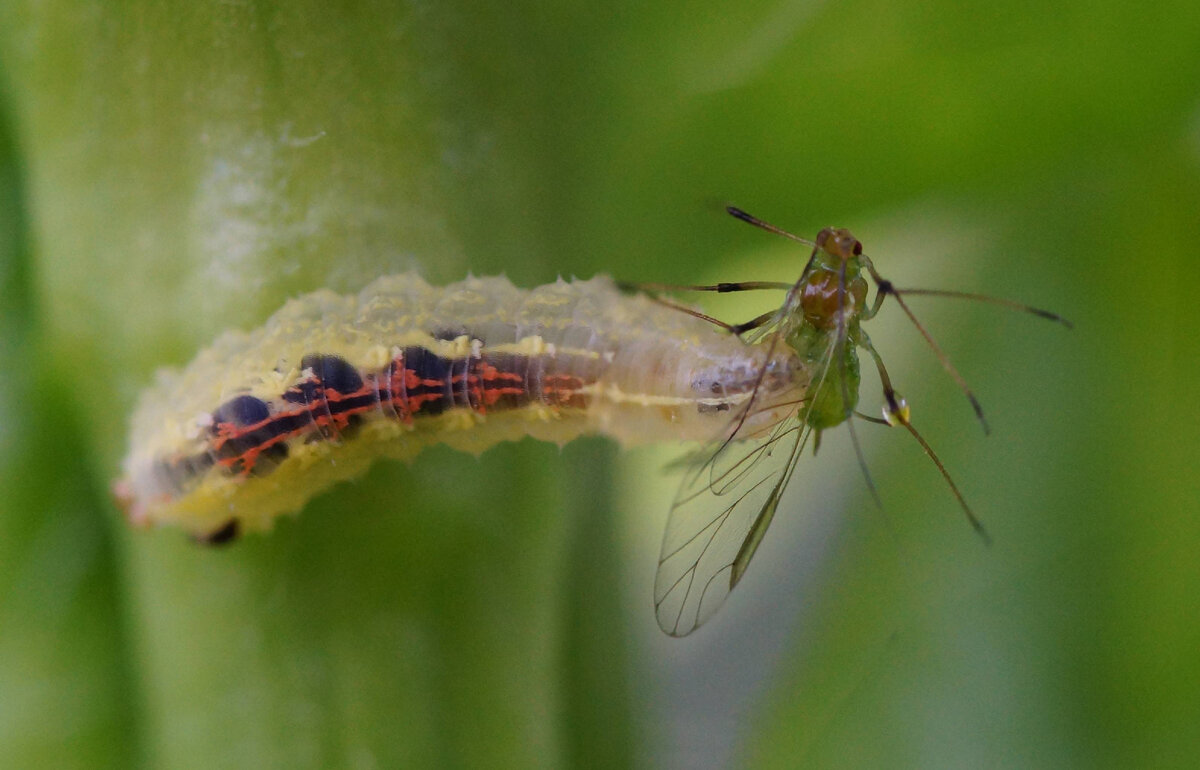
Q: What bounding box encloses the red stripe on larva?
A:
[206,346,595,478]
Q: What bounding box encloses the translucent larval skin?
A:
[118,273,805,538]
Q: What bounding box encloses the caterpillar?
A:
[116,270,803,544]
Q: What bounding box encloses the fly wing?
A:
[653,399,810,637]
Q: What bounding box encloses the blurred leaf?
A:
[0,82,140,770]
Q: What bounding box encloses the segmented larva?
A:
[117,272,803,541]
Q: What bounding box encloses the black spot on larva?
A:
[284,354,364,403]
[194,518,240,546]
[212,394,271,427]
[698,402,731,414]
[301,354,364,393]
[401,346,453,415]
[404,346,453,383]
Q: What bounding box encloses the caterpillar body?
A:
[118,272,803,542]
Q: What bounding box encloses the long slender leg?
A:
[859,330,991,544]
[853,411,890,425]
[890,288,1073,328]
[858,329,909,423]
[833,259,882,508]
[640,294,742,334]
[618,279,792,293]
[859,255,989,434]
[640,293,777,337]
[730,310,778,336]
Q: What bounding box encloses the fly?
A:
[643,207,1072,637]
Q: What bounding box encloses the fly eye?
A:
[853,240,862,255]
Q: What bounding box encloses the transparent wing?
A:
[653,291,846,637]
[653,391,813,637]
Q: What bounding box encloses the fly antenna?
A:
[726,207,818,249]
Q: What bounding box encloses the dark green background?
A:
[1,1,1197,767]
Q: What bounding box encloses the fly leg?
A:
[858,330,991,544]
[858,254,990,434]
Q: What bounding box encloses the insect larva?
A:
[116,272,804,540]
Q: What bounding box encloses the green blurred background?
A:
[1,1,1198,767]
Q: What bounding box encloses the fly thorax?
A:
[800,269,868,329]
